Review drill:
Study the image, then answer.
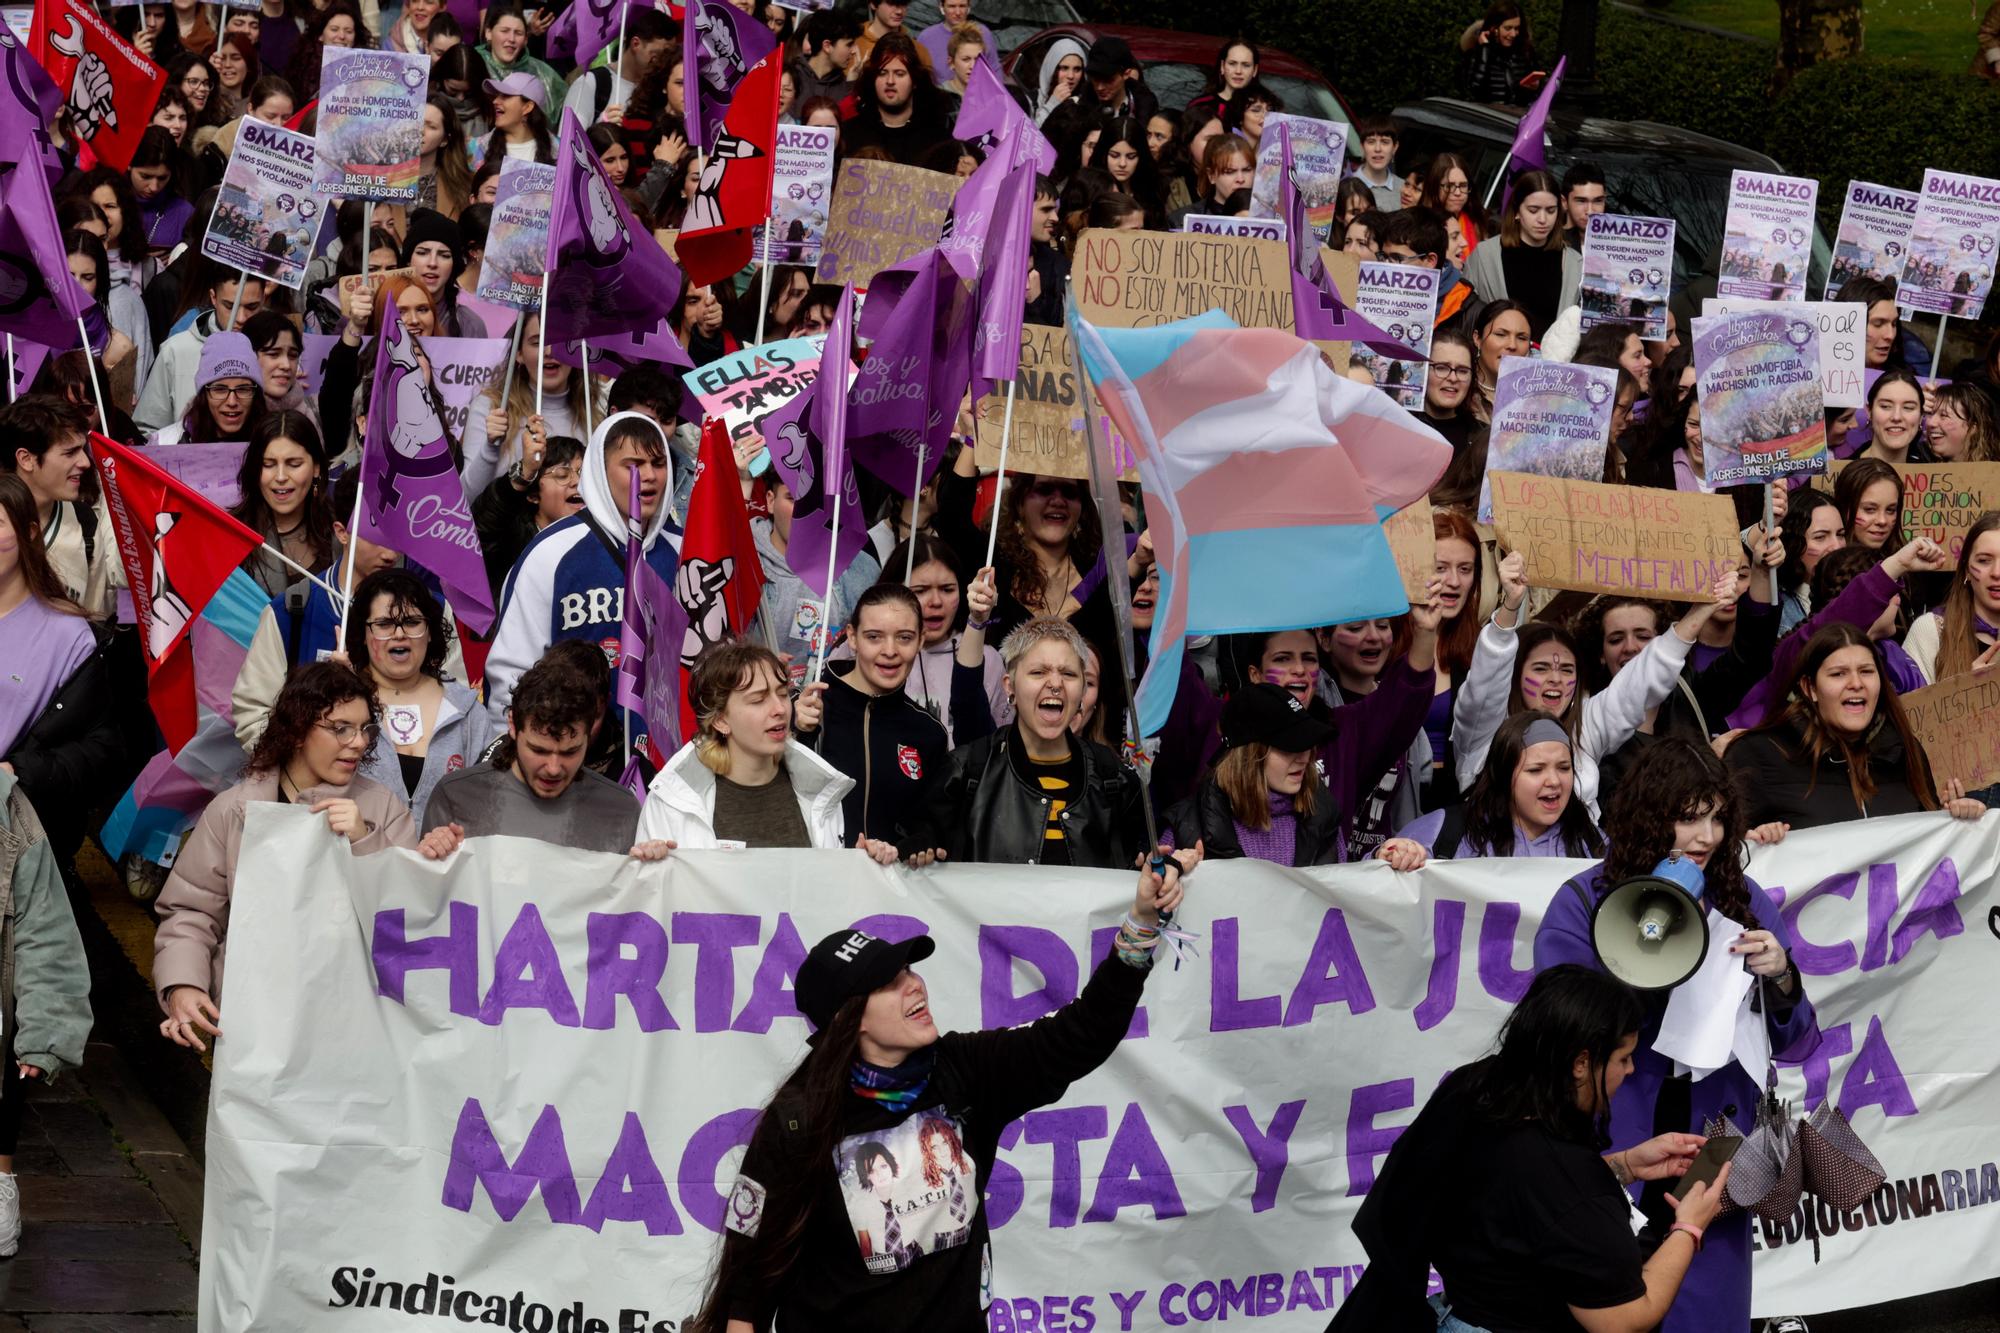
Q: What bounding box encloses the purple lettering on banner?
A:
[1158,1284,1187,1327]
[1861,863,1898,972]
[985,1119,1025,1228]
[1344,1079,1415,1197]
[1414,898,1467,1031]
[1210,918,1282,1032]
[672,912,761,1032]
[1783,872,1859,975]
[1090,925,1149,1038]
[1286,1269,1325,1312]
[676,1107,760,1233]
[733,912,808,1033]
[1840,1015,1919,1118]
[980,925,1079,1029]
[440,1098,581,1223]
[1082,1103,1187,1223]
[1282,909,1376,1025]
[1020,1105,1109,1227]
[373,902,480,1012]
[1797,1021,1854,1112]
[1889,858,1964,965]
[1222,1100,1306,1213]
[1476,902,1535,1003]
[582,912,677,1031]
[478,904,581,1026]
[1109,1289,1148,1331]
[579,1112,683,1235]
[1219,1277,1256,1319]
[1257,1271,1285,1315]
[849,912,930,942]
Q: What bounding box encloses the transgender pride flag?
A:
[1069,307,1452,736]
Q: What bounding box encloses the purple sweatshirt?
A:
[0,598,95,755]
[1728,564,1924,729]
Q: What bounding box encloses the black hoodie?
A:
[803,662,962,845]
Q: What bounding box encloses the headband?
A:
[1522,717,1572,750]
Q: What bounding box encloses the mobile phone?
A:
[1521,70,1548,89]
[1678,1134,1741,1197]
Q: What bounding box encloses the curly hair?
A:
[1778,488,1842,597]
[343,568,452,681]
[246,661,379,776]
[994,475,1104,616]
[917,1117,970,1188]
[1598,736,1754,925]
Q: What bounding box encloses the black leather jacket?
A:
[910,725,1147,867]
[1167,774,1346,867]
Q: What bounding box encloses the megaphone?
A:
[1589,855,1710,990]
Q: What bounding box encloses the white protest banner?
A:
[757,123,838,266]
[1183,214,1287,243]
[1581,212,1676,341]
[1347,261,1435,409]
[1718,170,1817,303]
[1705,298,1867,410]
[203,120,320,289]
[1692,310,1828,487]
[204,805,2000,1327]
[300,334,510,441]
[477,160,557,309]
[1898,170,2000,318]
[312,48,429,202]
[1249,113,1346,241]
[1827,181,1919,298]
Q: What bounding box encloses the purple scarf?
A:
[1234,791,1298,866]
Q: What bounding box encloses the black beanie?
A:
[400,207,463,271]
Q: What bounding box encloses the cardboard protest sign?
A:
[813,159,960,288]
[1902,670,2000,798]
[1718,170,1817,302]
[1898,170,2000,318]
[1383,496,1435,603]
[1824,460,2000,558]
[1704,298,1865,410]
[1183,214,1286,243]
[1692,311,1827,486]
[300,334,509,440]
[203,120,320,289]
[1580,213,1675,341]
[1489,471,1740,602]
[1073,229,1295,331]
[1347,261,1436,408]
[1477,357,1618,523]
[312,48,429,202]
[335,265,415,314]
[28,0,162,170]
[476,159,556,309]
[756,123,837,266]
[148,440,246,507]
[1826,180,1918,298]
[1249,113,1346,242]
[680,336,826,446]
[971,323,1134,481]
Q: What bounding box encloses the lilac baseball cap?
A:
[483,70,547,109]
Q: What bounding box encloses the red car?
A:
[1004,23,1355,147]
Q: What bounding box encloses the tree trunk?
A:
[1776,0,1864,81]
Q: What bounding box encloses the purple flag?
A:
[359,316,496,633]
[1279,125,1424,362]
[1506,55,1566,177]
[546,109,688,345]
[971,160,1038,393]
[0,25,62,182]
[617,468,689,760]
[550,0,661,71]
[941,62,1052,284]
[952,60,1054,172]
[0,157,98,346]
[849,247,974,492]
[549,314,695,376]
[766,286,865,597]
[683,0,777,154]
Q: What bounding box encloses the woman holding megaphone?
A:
[1532,740,1819,1333]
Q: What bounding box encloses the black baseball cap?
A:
[1085,37,1135,79]
[1219,682,1335,754]
[797,928,936,1040]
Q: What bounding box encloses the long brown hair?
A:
[1432,507,1482,676]
[1214,740,1321,831]
[1499,169,1564,250]
[0,476,85,617]
[1933,511,2000,681]
[1745,621,1937,812]
[994,474,1104,615]
[1599,737,1753,924]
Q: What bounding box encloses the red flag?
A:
[89,433,263,750]
[677,48,782,287]
[675,418,768,737]
[30,0,165,170]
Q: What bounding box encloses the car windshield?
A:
[902,0,1081,52]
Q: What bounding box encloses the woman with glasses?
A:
[1420,327,1477,452]
[1420,152,1490,257]
[342,569,497,825]
[154,660,417,1053]
[147,330,269,447]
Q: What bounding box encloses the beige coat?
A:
[152,771,417,1009]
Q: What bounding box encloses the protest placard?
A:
[1182,214,1286,243]
[29,0,163,169]
[1073,229,1294,330]
[1826,180,1919,298]
[1383,496,1435,603]
[1489,471,1739,602]
[148,440,246,507]
[1704,298,1865,410]
[1902,670,2000,797]
[1717,170,1817,302]
[202,120,320,290]
[681,336,826,446]
[300,334,509,440]
[1347,261,1436,409]
[476,159,556,309]
[971,324,1133,481]
[756,124,838,265]
[1898,170,2000,318]
[335,265,415,315]
[1580,213,1675,341]
[1249,113,1347,241]
[1823,460,2000,558]
[1476,357,1619,523]
[813,159,961,288]
[1691,310,1826,486]
[312,48,429,202]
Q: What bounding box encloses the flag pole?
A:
[535,269,553,419]
[361,202,374,290]
[904,440,924,581]
[263,542,344,600]
[496,315,524,435]
[755,252,773,345]
[1482,163,1507,213]
[4,335,13,401]
[338,481,365,640]
[228,265,249,330]
[983,379,1017,567]
[76,317,109,436]
[581,339,593,440]
[810,484,844,686]
[1934,312,1951,380]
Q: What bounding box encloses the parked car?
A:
[899,0,1082,59]
[1391,96,1831,292]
